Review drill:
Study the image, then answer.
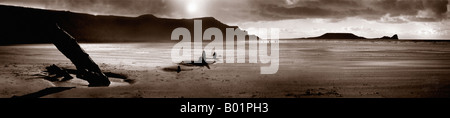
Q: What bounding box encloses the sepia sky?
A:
[1,0,450,39]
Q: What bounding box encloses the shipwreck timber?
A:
[49,24,110,87]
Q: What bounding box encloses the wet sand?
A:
[1,40,450,98]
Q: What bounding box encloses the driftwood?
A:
[49,24,110,87]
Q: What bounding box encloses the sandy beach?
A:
[1,39,450,98]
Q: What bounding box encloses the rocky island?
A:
[303,33,399,40]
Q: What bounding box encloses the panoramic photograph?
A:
[0,0,449,100]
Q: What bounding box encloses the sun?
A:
[186,2,197,14]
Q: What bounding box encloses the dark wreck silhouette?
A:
[50,24,110,87]
[179,51,215,69]
[163,51,218,73]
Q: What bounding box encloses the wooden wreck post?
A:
[49,24,110,87]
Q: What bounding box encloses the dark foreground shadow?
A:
[33,65,134,84]
[12,87,75,98]
[162,66,194,72]
[65,68,131,82]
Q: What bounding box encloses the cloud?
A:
[252,0,449,22]
[0,0,169,16]
[379,14,409,23]
[0,0,448,23]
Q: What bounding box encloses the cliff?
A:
[0,5,249,44]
